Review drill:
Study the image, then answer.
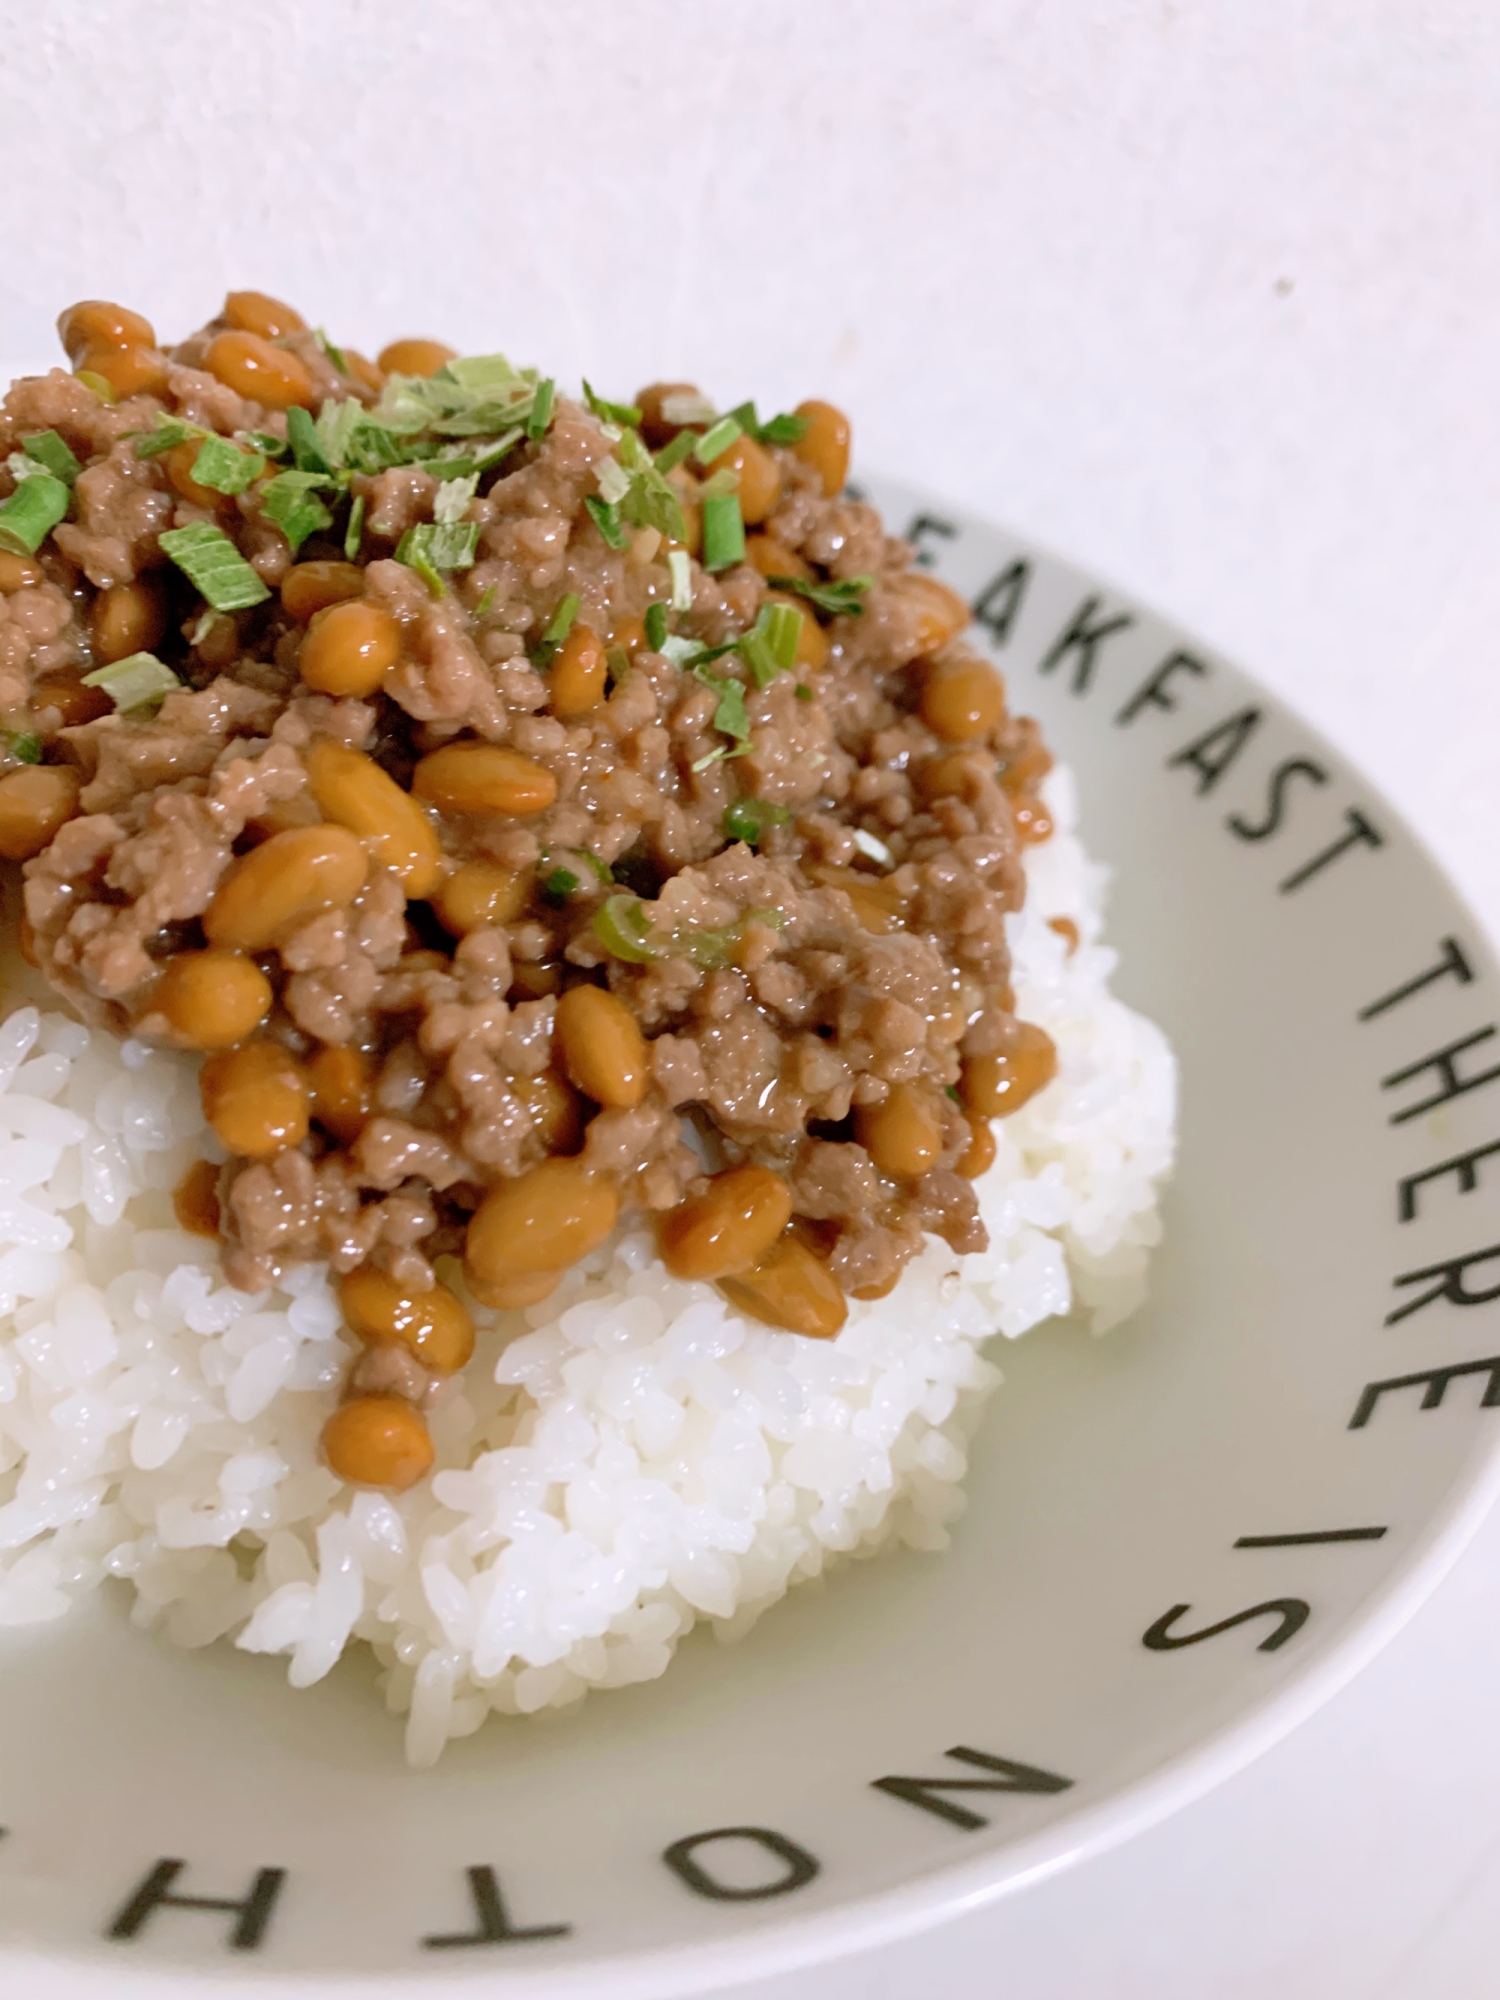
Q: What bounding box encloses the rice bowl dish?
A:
[0,294,1174,1763]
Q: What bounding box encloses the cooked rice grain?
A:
[0,768,1174,1763]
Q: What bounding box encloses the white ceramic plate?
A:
[6,481,1500,1999]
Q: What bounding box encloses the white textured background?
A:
[4,4,1500,1993]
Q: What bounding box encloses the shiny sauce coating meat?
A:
[0,296,1057,1488]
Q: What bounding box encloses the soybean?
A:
[555,984,648,1109]
[321,1395,433,1490]
[854,1084,944,1180]
[0,765,80,860]
[306,1044,373,1145]
[377,338,456,379]
[433,859,530,936]
[465,1157,618,1285]
[657,1164,793,1281]
[961,1023,1058,1119]
[791,400,851,497]
[204,330,315,410]
[281,560,366,623]
[223,291,306,340]
[719,1234,847,1338]
[549,623,606,719]
[339,1268,474,1375]
[92,579,169,667]
[412,742,558,817]
[303,740,442,899]
[299,600,402,696]
[204,824,368,950]
[921,658,1005,744]
[154,949,272,1049]
[199,1039,308,1157]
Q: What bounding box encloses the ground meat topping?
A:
[2,290,1063,1488]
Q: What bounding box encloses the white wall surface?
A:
[2,1,1497,935]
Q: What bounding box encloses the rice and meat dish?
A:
[0,294,1174,1762]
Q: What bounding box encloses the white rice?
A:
[0,767,1174,1764]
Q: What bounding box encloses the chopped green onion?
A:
[616,431,687,542]
[661,390,717,426]
[725,402,808,447]
[693,663,750,747]
[343,492,366,560]
[260,471,335,554]
[581,849,614,883]
[697,466,739,501]
[5,731,41,763]
[81,650,182,714]
[738,600,801,687]
[693,415,742,465]
[0,471,68,556]
[395,520,479,578]
[286,406,332,474]
[722,798,790,846]
[644,602,669,652]
[314,327,349,373]
[584,495,628,549]
[668,548,693,612]
[582,381,643,428]
[473,584,497,619]
[433,472,479,524]
[945,1085,962,1105]
[158,522,272,610]
[246,430,291,462]
[21,432,81,484]
[852,828,894,868]
[593,892,658,962]
[403,542,445,598]
[768,572,873,617]
[660,633,707,668]
[526,377,555,441]
[543,866,580,899]
[132,415,201,460]
[544,593,580,646]
[794,682,814,701]
[759,411,809,446]
[191,434,266,495]
[75,371,115,404]
[652,430,696,475]
[408,428,523,480]
[605,644,631,684]
[701,491,745,572]
[595,458,631,506]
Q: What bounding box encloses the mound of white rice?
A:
[0,768,1174,1764]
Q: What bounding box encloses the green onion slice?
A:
[768,572,872,617]
[644,601,669,652]
[584,495,628,549]
[191,434,265,496]
[5,731,42,763]
[20,431,81,484]
[0,472,69,556]
[582,381,644,428]
[286,405,332,474]
[593,892,658,962]
[544,592,580,646]
[157,522,272,610]
[652,430,696,475]
[260,471,335,554]
[722,798,790,846]
[667,548,692,612]
[343,492,366,560]
[82,650,182,714]
[700,491,745,573]
[526,377,555,441]
[693,415,742,465]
